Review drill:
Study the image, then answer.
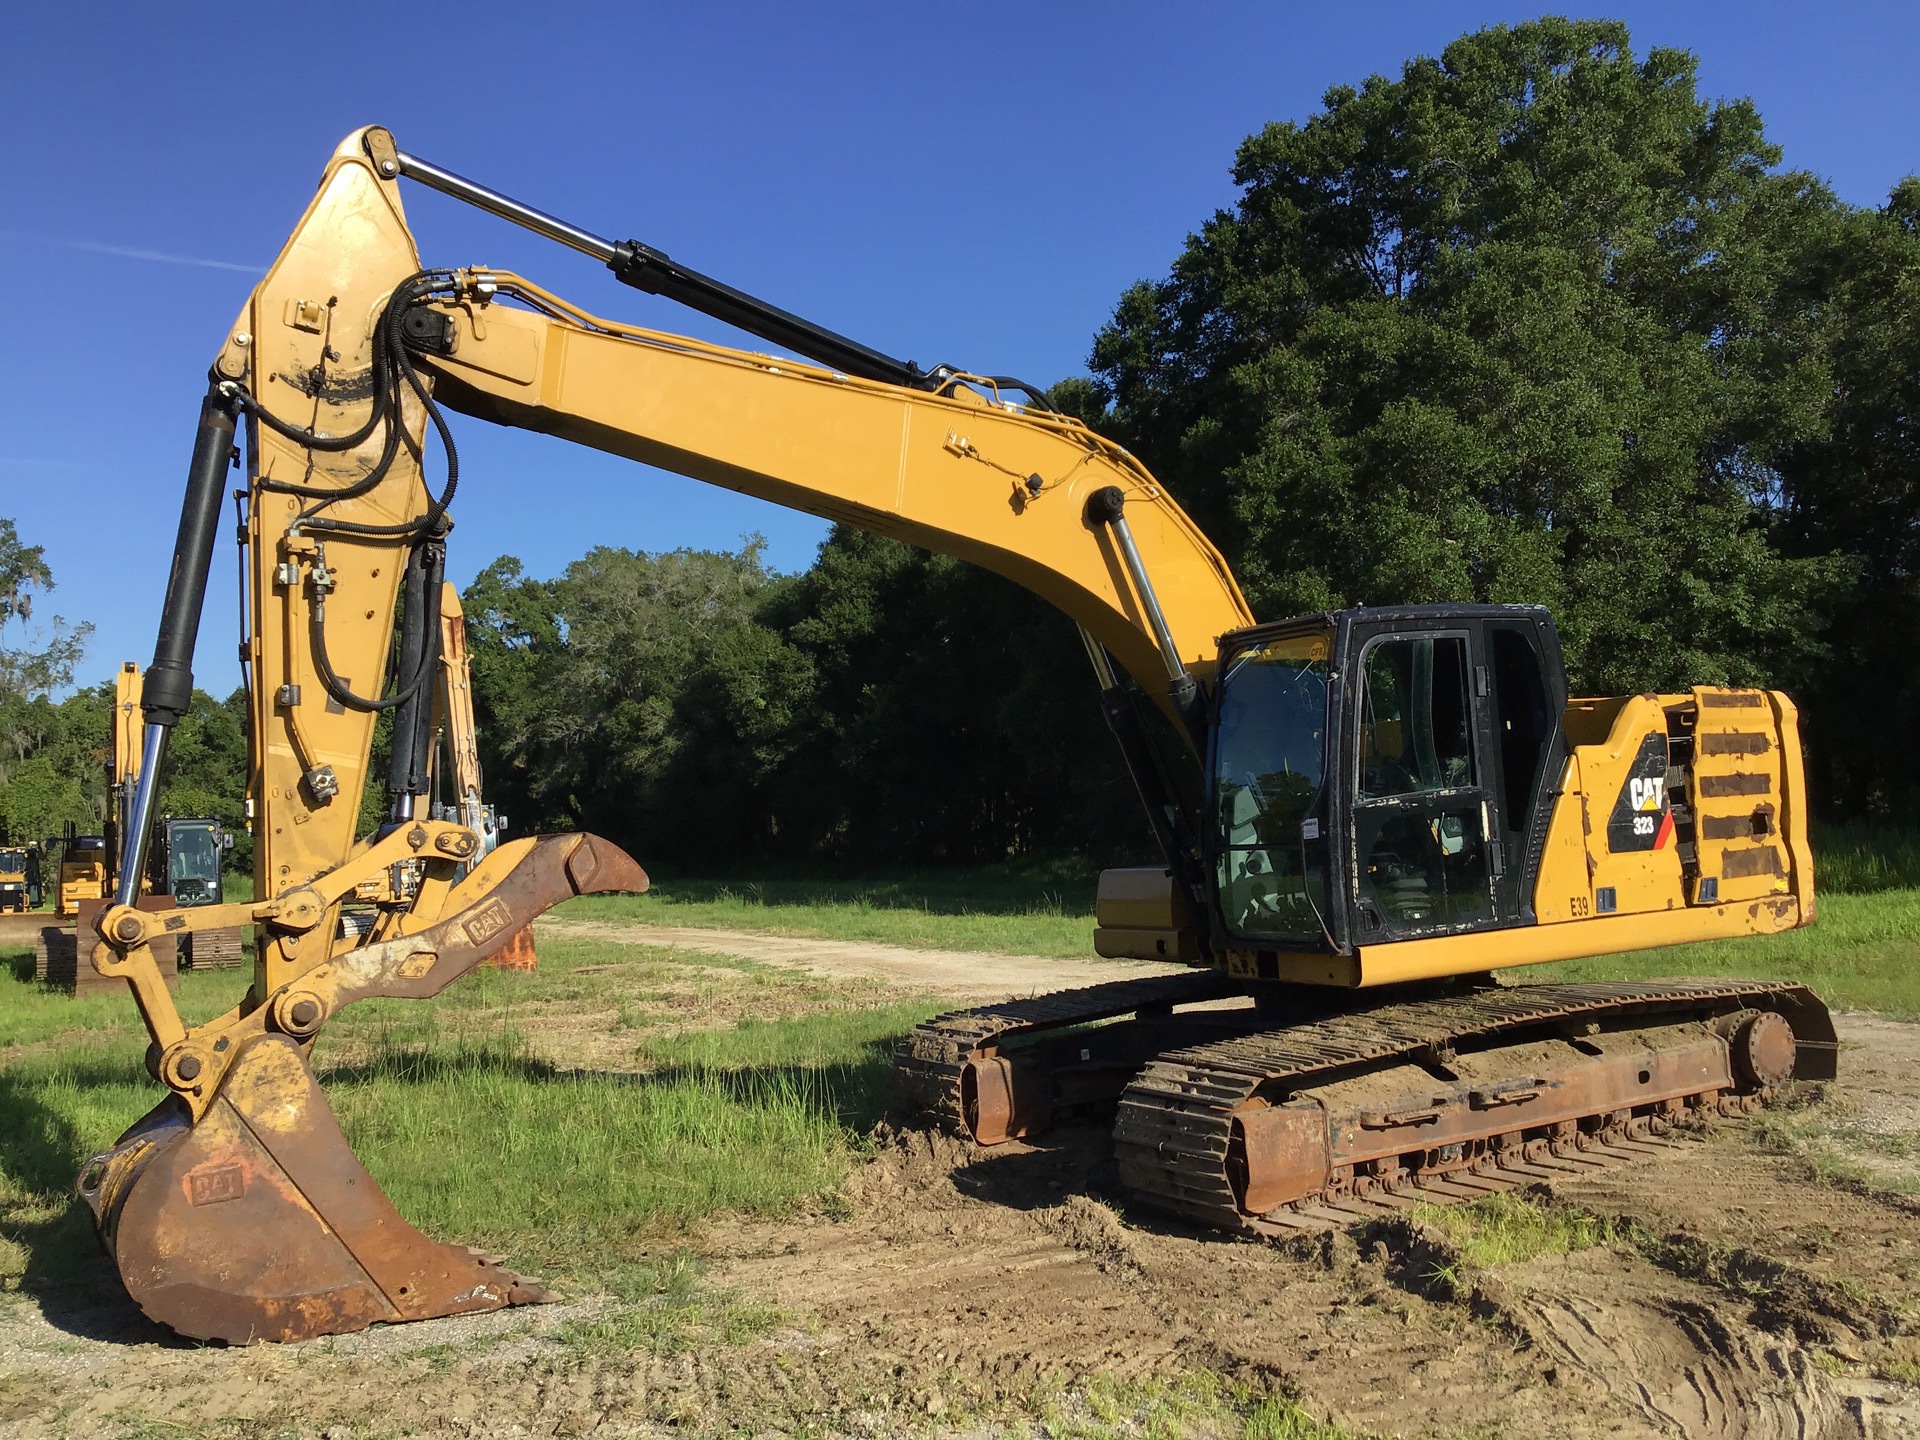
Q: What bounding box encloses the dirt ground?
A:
[4,924,1920,1439]
[545,918,1190,1001]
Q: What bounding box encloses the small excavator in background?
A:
[431,582,535,969]
[79,129,1833,1344]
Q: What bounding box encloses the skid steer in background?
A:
[81,128,1834,1345]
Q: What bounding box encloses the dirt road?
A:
[543,916,1184,1000]
[4,921,1919,1437]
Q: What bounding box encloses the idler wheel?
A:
[961,1053,1050,1146]
[1726,1011,1797,1088]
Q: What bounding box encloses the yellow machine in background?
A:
[104,663,243,966]
[346,586,533,967]
[54,830,108,917]
[79,128,1833,1345]
[433,582,534,969]
[0,844,32,912]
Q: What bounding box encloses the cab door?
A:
[1345,627,1501,941]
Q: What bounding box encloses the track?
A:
[893,969,1236,1134]
[898,973,1838,1233]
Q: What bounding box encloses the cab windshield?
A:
[0,850,24,873]
[168,826,221,895]
[1212,631,1330,941]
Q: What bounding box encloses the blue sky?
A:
[4,2,1917,693]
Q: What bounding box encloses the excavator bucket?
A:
[78,833,647,1344]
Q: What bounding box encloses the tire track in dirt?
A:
[538,924,1920,1435]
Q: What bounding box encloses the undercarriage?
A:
[896,973,1837,1233]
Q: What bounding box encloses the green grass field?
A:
[566,824,1920,966]
[1531,887,1920,1017]
[0,939,938,1312]
[560,856,1102,957]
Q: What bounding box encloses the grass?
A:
[635,1000,940,1072]
[1524,887,1920,1017]
[560,860,1101,958]
[1412,1193,1608,1274]
[326,1029,858,1245]
[551,1249,781,1359]
[1748,1091,1920,1198]
[1876,1355,1920,1387]
[1810,821,1920,894]
[0,963,243,1051]
[0,935,943,1324]
[1023,1372,1356,1440]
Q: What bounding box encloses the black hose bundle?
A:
[231,270,460,537]
[224,272,463,714]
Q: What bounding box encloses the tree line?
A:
[0,520,247,859]
[465,20,1919,867]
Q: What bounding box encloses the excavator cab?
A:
[161,819,226,908]
[1209,604,1564,955]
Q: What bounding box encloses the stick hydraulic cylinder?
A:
[118,383,237,905]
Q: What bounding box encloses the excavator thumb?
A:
[77,833,647,1344]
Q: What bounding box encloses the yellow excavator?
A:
[81,128,1835,1344]
[432,581,534,968]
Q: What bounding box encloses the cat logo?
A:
[1607,733,1676,854]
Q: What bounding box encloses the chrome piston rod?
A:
[395,149,618,262]
[121,385,239,909]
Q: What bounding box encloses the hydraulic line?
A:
[384,540,447,818]
[236,272,459,535]
[307,539,441,715]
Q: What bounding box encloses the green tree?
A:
[464,542,806,862]
[0,683,247,864]
[462,530,1151,871]
[0,517,91,697]
[0,688,108,846]
[1770,182,1920,816]
[755,526,1146,867]
[1089,18,1849,697]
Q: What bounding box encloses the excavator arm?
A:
[415,275,1252,694]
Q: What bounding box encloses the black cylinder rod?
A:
[118,383,238,906]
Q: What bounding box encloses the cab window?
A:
[1351,634,1493,935]
[1212,631,1331,941]
[1358,634,1474,798]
